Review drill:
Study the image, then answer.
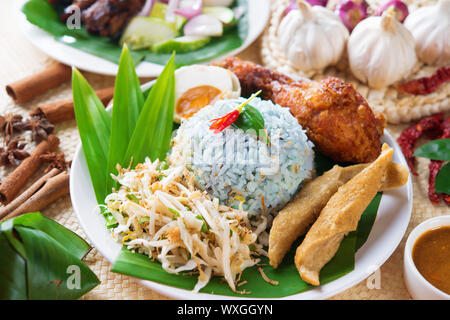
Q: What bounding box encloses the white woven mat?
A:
[261,0,450,124]
[1,0,449,300]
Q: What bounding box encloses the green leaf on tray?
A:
[123,53,176,167]
[414,139,450,161]
[73,68,111,204]
[0,213,99,300]
[106,45,145,193]
[21,0,248,66]
[0,232,27,300]
[435,162,450,194]
[0,212,90,260]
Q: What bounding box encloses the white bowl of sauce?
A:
[404,215,450,300]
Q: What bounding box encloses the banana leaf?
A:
[21,0,248,67]
[0,232,27,300]
[0,212,90,260]
[0,213,99,300]
[106,45,145,193]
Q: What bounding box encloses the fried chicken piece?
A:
[214,57,385,163]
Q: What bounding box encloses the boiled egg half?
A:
[174,65,241,123]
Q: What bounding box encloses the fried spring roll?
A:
[294,144,393,286]
[268,161,408,268]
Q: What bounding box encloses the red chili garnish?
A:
[209,91,262,134]
[398,66,450,95]
[397,113,444,175]
[209,110,240,133]
[428,160,443,204]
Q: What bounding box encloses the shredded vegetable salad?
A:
[101,159,263,292]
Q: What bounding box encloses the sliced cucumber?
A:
[120,17,177,50]
[152,36,211,53]
[150,2,187,32]
[203,6,236,25]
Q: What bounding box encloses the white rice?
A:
[169,97,314,218]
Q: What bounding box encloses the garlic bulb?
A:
[277,1,349,72]
[347,12,417,89]
[404,0,450,66]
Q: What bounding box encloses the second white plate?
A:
[14,0,270,77]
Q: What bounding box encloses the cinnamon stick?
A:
[0,171,69,221]
[0,168,61,219]
[30,87,114,123]
[0,134,60,204]
[6,63,72,103]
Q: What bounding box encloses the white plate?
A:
[70,86,413,299]
[14,0,270,77]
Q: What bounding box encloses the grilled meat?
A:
[81,0,146,37]
[215,57,385,163]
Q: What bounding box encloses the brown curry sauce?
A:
[412,226,450,295]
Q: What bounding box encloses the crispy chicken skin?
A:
[214,57,386,163]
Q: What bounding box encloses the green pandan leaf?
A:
[72,68,111,204]
[123,53,176,167]
[106,45,145,194]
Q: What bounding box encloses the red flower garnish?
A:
[209,91,262,133]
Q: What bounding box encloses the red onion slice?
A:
[184,14,223,37]
[174,0,203,19]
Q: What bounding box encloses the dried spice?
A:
[397,113,443,175]
[428,160,443,204]
[24,115,55,143]
[0,114,26,142]
[0,138,30,166]
[40,152,71,173]
[398,66,450,95]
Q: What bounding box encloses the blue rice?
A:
[169,97,315,217]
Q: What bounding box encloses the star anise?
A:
[23,115,55,143]
[0,138,30,166]
[0,114,26,142]
[40,152,71,173]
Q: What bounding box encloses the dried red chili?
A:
[397,113,443,175]
[428,160,443,204]
[398,66,450,95]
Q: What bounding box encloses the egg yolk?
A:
[176,86,222,119]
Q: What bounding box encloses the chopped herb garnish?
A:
[195,215,209,233]
[126,193,140,203]
[169,208,180,220]
[138,217,150,224]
